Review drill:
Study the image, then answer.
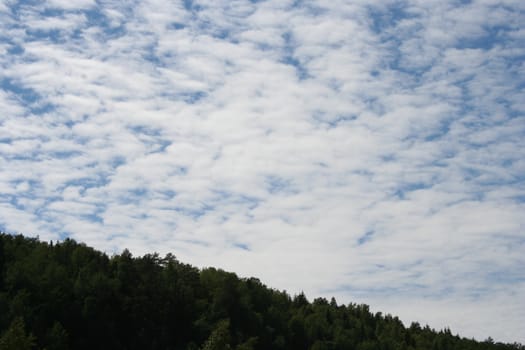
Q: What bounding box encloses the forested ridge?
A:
[0,233,522,350]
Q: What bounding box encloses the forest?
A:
[0,232,523,350]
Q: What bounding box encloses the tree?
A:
[0,233,521,350]
[201,319,231,350]
[0,318,35,350]
[235,337,258,350]
[46,322,68,350]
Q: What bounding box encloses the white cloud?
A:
[45,0,96,10]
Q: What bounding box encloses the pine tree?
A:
[0,317,35,350]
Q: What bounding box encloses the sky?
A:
[1,0,524,344]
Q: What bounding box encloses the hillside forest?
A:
[0,232,523,350]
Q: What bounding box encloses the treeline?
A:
[0,233,522,350]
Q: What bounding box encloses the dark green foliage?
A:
[0,317,35,350]
[0,232,523,350]
[201,319,231,350]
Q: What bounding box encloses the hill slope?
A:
[0,232,522,350]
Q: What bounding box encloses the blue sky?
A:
[1,0,524,343]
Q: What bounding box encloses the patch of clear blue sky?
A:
[128,127,174,154]
[212,190,261,210]
[181,91,208,104]
[0,136,11,145]
[265,175,297,195]
[368,3,418,35]
[1,78,51,113]
[181,0,234,41]
[109,156,127,169]
[235,195,260,210]
[456,22,517,50]
[116,188,151,206]
[327,115,357,129]
[357,230,375,246]
[3,139,48,161]
[2,194,23,211]
[50,150,84,160]
[486,269,525,285]
[173,204,215,220]
[85,7,128,39]
[6,42,24,55]
[233,242,250,251]
[168,22,185,30]
[60,176,112,195]
[5,0,34,16]
[394,182,433,200]
[82,213,104,224]
[160,190,177,200]
[281,32,309,80]
[514,195,525,203]
[183,0,202,13]
[130,126,162,137]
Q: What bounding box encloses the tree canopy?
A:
[0,232,522,350]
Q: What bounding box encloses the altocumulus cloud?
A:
[1,0,525,343]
